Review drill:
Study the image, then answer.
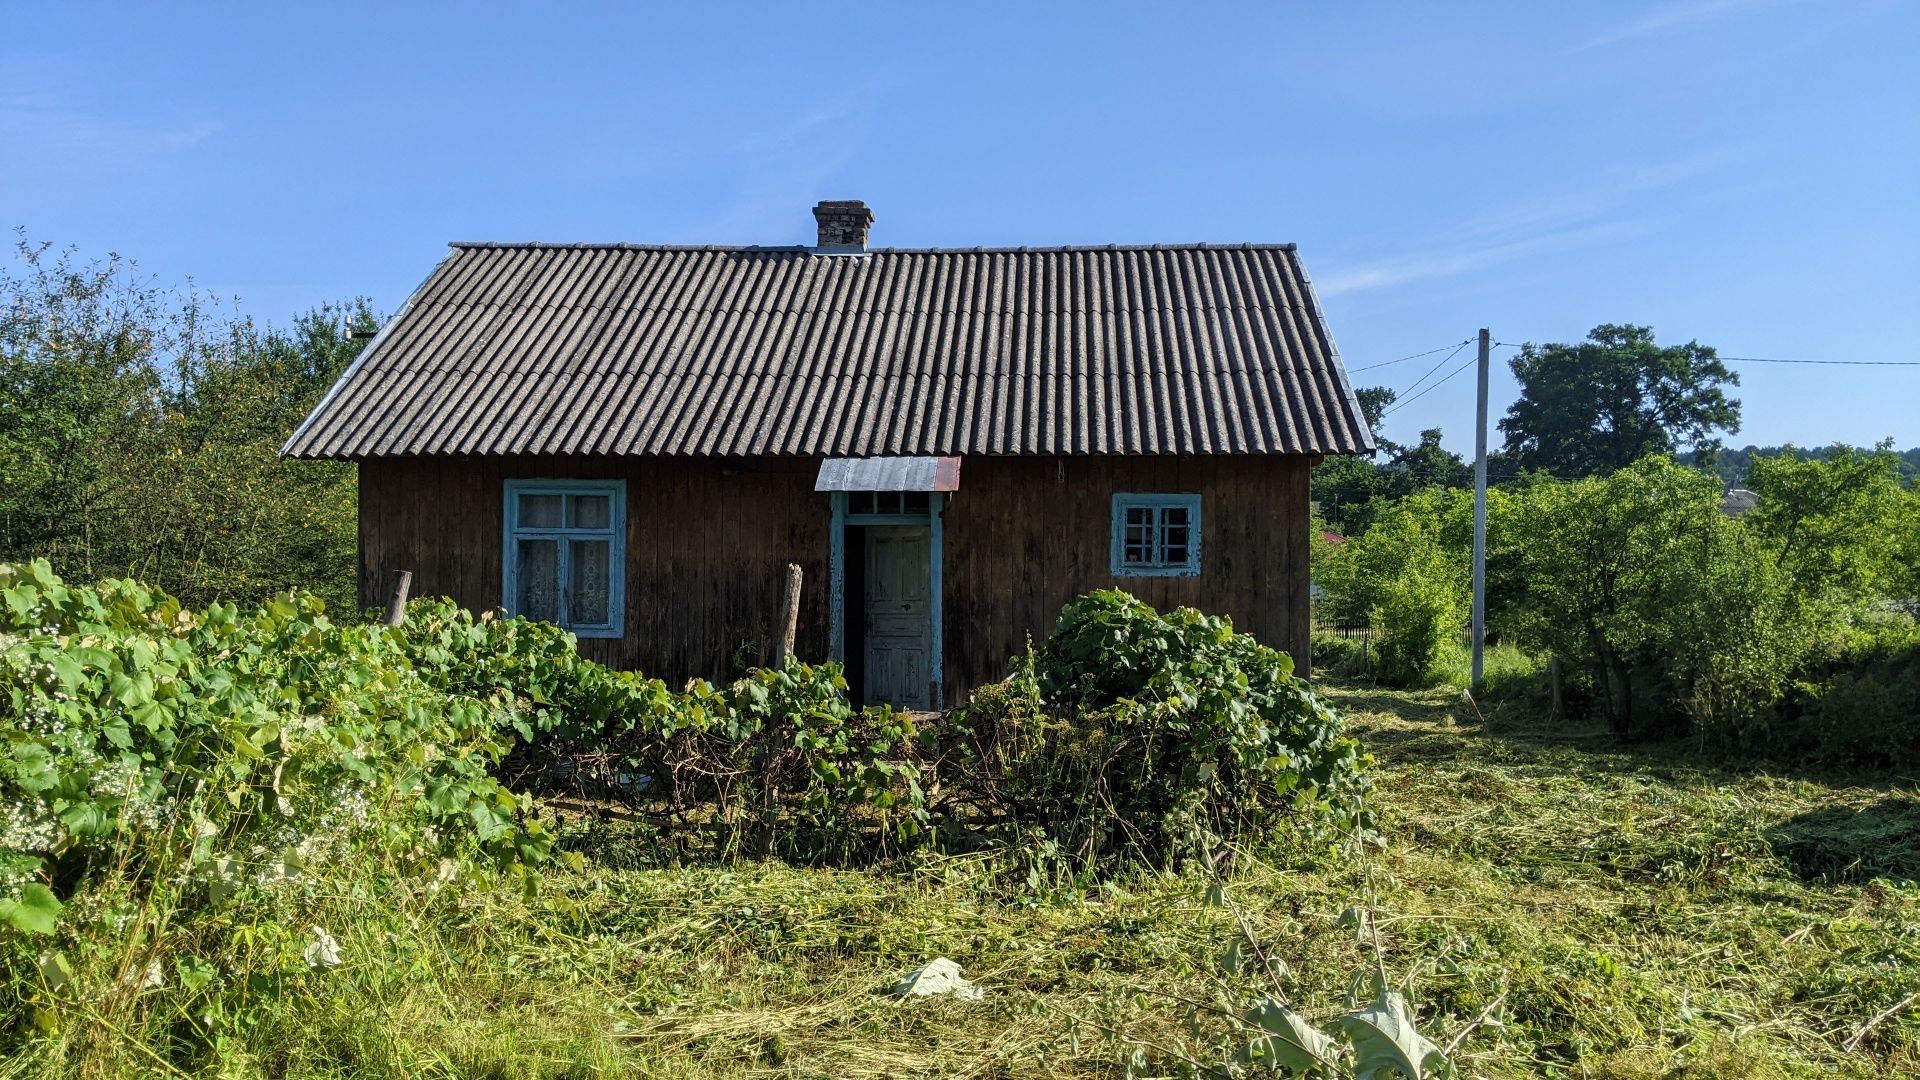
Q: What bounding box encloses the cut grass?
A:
[14,683,1916,1078]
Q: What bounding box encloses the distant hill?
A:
[1680,444,1920,488]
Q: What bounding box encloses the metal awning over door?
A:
[814,456,962,492]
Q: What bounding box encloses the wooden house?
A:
[284,202,1374,708]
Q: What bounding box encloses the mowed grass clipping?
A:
[15,683,1916,1079]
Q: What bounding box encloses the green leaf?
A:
[1336,989,1448,1080]
[1,884,63,935]
[1220,936,1243,976]
[3,584,39,620]
[38,949,74,990]
[177,954,217,993]
[1338,905,1372,942]
[1235,997,1337,1072]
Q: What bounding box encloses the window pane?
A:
[903,491,929,513]
[569,539,611,626]
[1125,505,1154,528]
[1162,512,1191,552]
[1160,506,1189,529]
[518,493,562,528]
[569,494,611,529]
[516,539,560,622]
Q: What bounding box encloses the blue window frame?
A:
[502,480,626,638]
[1111,493,1202,577]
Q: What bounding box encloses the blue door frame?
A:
[828,491,945,709]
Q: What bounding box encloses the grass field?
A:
[142,680,1909,1080]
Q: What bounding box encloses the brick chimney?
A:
[812,200,874,253]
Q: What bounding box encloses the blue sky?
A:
[5,1,1916,454]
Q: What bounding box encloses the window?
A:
[503,480,625,637]
[847,491,931,516]
[1111,493,1202,577]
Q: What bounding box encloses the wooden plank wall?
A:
[359,456,830,678]
[941,455,1315,687]
[359,453,1315,690]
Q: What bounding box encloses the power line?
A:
[1720,355,1920,367]
[1490,342,1917,367]
[1387,339,1473,404]
[1347,339,1474,372]
[1384,350,1479,416]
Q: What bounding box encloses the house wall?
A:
[357,454,1317,691]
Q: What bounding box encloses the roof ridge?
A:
[446,241,1300,254]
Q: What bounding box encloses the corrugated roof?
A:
[283,242,1374,459]
[815,456,962,492]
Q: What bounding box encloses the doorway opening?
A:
[829,491,944,710]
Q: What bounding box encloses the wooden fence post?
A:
[1549,657,1564,718]
[384,570,413,627]
[772,563,802,666]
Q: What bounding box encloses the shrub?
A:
[1758,630,1920,769]
[380,599,928,860]
[949,591,1373,876]
[0,560,556,1069]
[1494,457,1822,738]
[1309,631,1368,678]
[1317,490,1472,686]
[0,561,549,933]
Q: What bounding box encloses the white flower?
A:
[302,925,342,969]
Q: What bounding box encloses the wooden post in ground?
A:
[1549,657,1564,717]
[384,570,413,627]
[772,562,802,667]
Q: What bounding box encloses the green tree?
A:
[0,237,369,612]
[1495,457,1808,736]
[1312,381,1472,534]
[1312,386,1396,532]
[1317,489,1472,685]
[1388,428,1470,491]
[0,239,172,562]
[1743,443,1906,609]
[1498,324,1740,477]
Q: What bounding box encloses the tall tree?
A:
[1498,324,1740,477]
[1352,386,1397,452]
[0,237,370,612]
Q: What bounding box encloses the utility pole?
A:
[1471,328,1490,689]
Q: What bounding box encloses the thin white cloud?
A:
[1579,0,1808,49]
[681,84,883,242]
[1317,150,1741,297]
[0,62,220,163]
[1317,223,1639,297]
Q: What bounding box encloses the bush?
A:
[1309,631,1368,678]
[1757,630,1920,769]
[1495,457,1821,738]
[379,599,928,860]
[1317,490,1472,686]
[0,561,548,930]
[948,591,1373,876]
[1,560,555,1070]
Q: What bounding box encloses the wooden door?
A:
[864,526,932,709]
